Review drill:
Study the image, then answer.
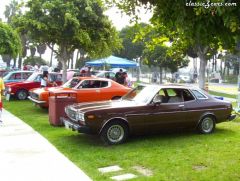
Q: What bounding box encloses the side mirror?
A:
[153,99,162,105]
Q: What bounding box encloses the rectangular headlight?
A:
[76,112,85,121]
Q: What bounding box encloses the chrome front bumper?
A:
[28,96,46,104]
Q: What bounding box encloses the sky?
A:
[0,0,152,66]
[0,0,152,30]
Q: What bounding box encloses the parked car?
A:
[4,72,62,100]
[3,70,33,83]
[28,77,131,108]
[62,84,235,145]
[95,71,116,80]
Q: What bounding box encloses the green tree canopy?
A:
[114,23,146,60]
[110,0,239,89]
[14,0,121,82]
[0,21,21,59]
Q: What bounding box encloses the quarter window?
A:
[192,90,208,99]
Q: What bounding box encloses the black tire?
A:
[198,116,216,134]
[16,89,28,100]
[100,120,129,145]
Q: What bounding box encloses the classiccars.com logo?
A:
[186,1,237,8]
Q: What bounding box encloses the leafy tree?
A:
[110,0,239,89]
[0,21,21,67]
[24,56,47,66]
[4,0,28,69]
[115,23,146,60]
[37,44,47,59]
[15,0,121,82]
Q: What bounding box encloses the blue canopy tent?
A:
[85,56,138,68]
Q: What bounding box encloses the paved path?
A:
[0,109,92,181]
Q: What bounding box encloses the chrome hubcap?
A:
[202,118,213,132]
[19,91,27,99]
[107,125,124,143]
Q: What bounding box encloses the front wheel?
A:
[198,116,215,134]
[100,120,128,145]
[16,89,28,100]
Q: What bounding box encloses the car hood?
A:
[31,86,64,94]
[49,88,76,94]
[70,100,141,113]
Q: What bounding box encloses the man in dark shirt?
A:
[115,69,124,85]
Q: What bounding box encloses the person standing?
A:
[40,71,49,87]
[85,66,92,77]
[0,76,5,125]
[115,69,124,85]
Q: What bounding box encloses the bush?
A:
[223,75,238,84]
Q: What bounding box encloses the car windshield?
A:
[62,78,81,88]
[122,85,159,104]
[27,72,39,81]
[3,72,11,80]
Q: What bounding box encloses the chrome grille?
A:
[67,108,76,121]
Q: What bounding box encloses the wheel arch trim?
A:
[197,112,216,127]
[99,117,129,135]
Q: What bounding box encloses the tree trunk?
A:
[220,59,223,77]
[50,44,54,67]
[18,57,22,69]
[198,52,207,90]
[59,46,68,83]
[70,52,74,69]
[227,66,230,76]
[13,58,16,68]
[223,62,226,79]
[214,56,217,72]
[159,66,163,84]
[75,49,80,68]
[137,57,142,82]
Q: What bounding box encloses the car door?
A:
[146,88,187,132]
[76,80,102,102]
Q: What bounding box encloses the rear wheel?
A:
[198,116,215,134]
[100,120,128,145]
[16,89,28,100]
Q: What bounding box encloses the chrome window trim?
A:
[191,89,208,100]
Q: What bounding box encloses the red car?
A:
[4,72,62,100]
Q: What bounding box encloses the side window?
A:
[23,73,31,79]
[153,89,167,103]
[182,89,195,102]
[166,89,177,96]
[109,72,115,79]
[166,88,183,103]
[69,79,80,88]
[192,90,208,99]
[9,73,15,79]
[15,73,21,80]
[100,81,108,88]
[79,80,97,88]
[35,75,41,82]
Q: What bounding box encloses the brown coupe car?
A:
[62,84,236,145]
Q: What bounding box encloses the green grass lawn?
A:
[4,100,240,181]
[209,90,237,99]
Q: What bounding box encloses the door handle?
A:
[96,90,100,93]
[178,105,184,108]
